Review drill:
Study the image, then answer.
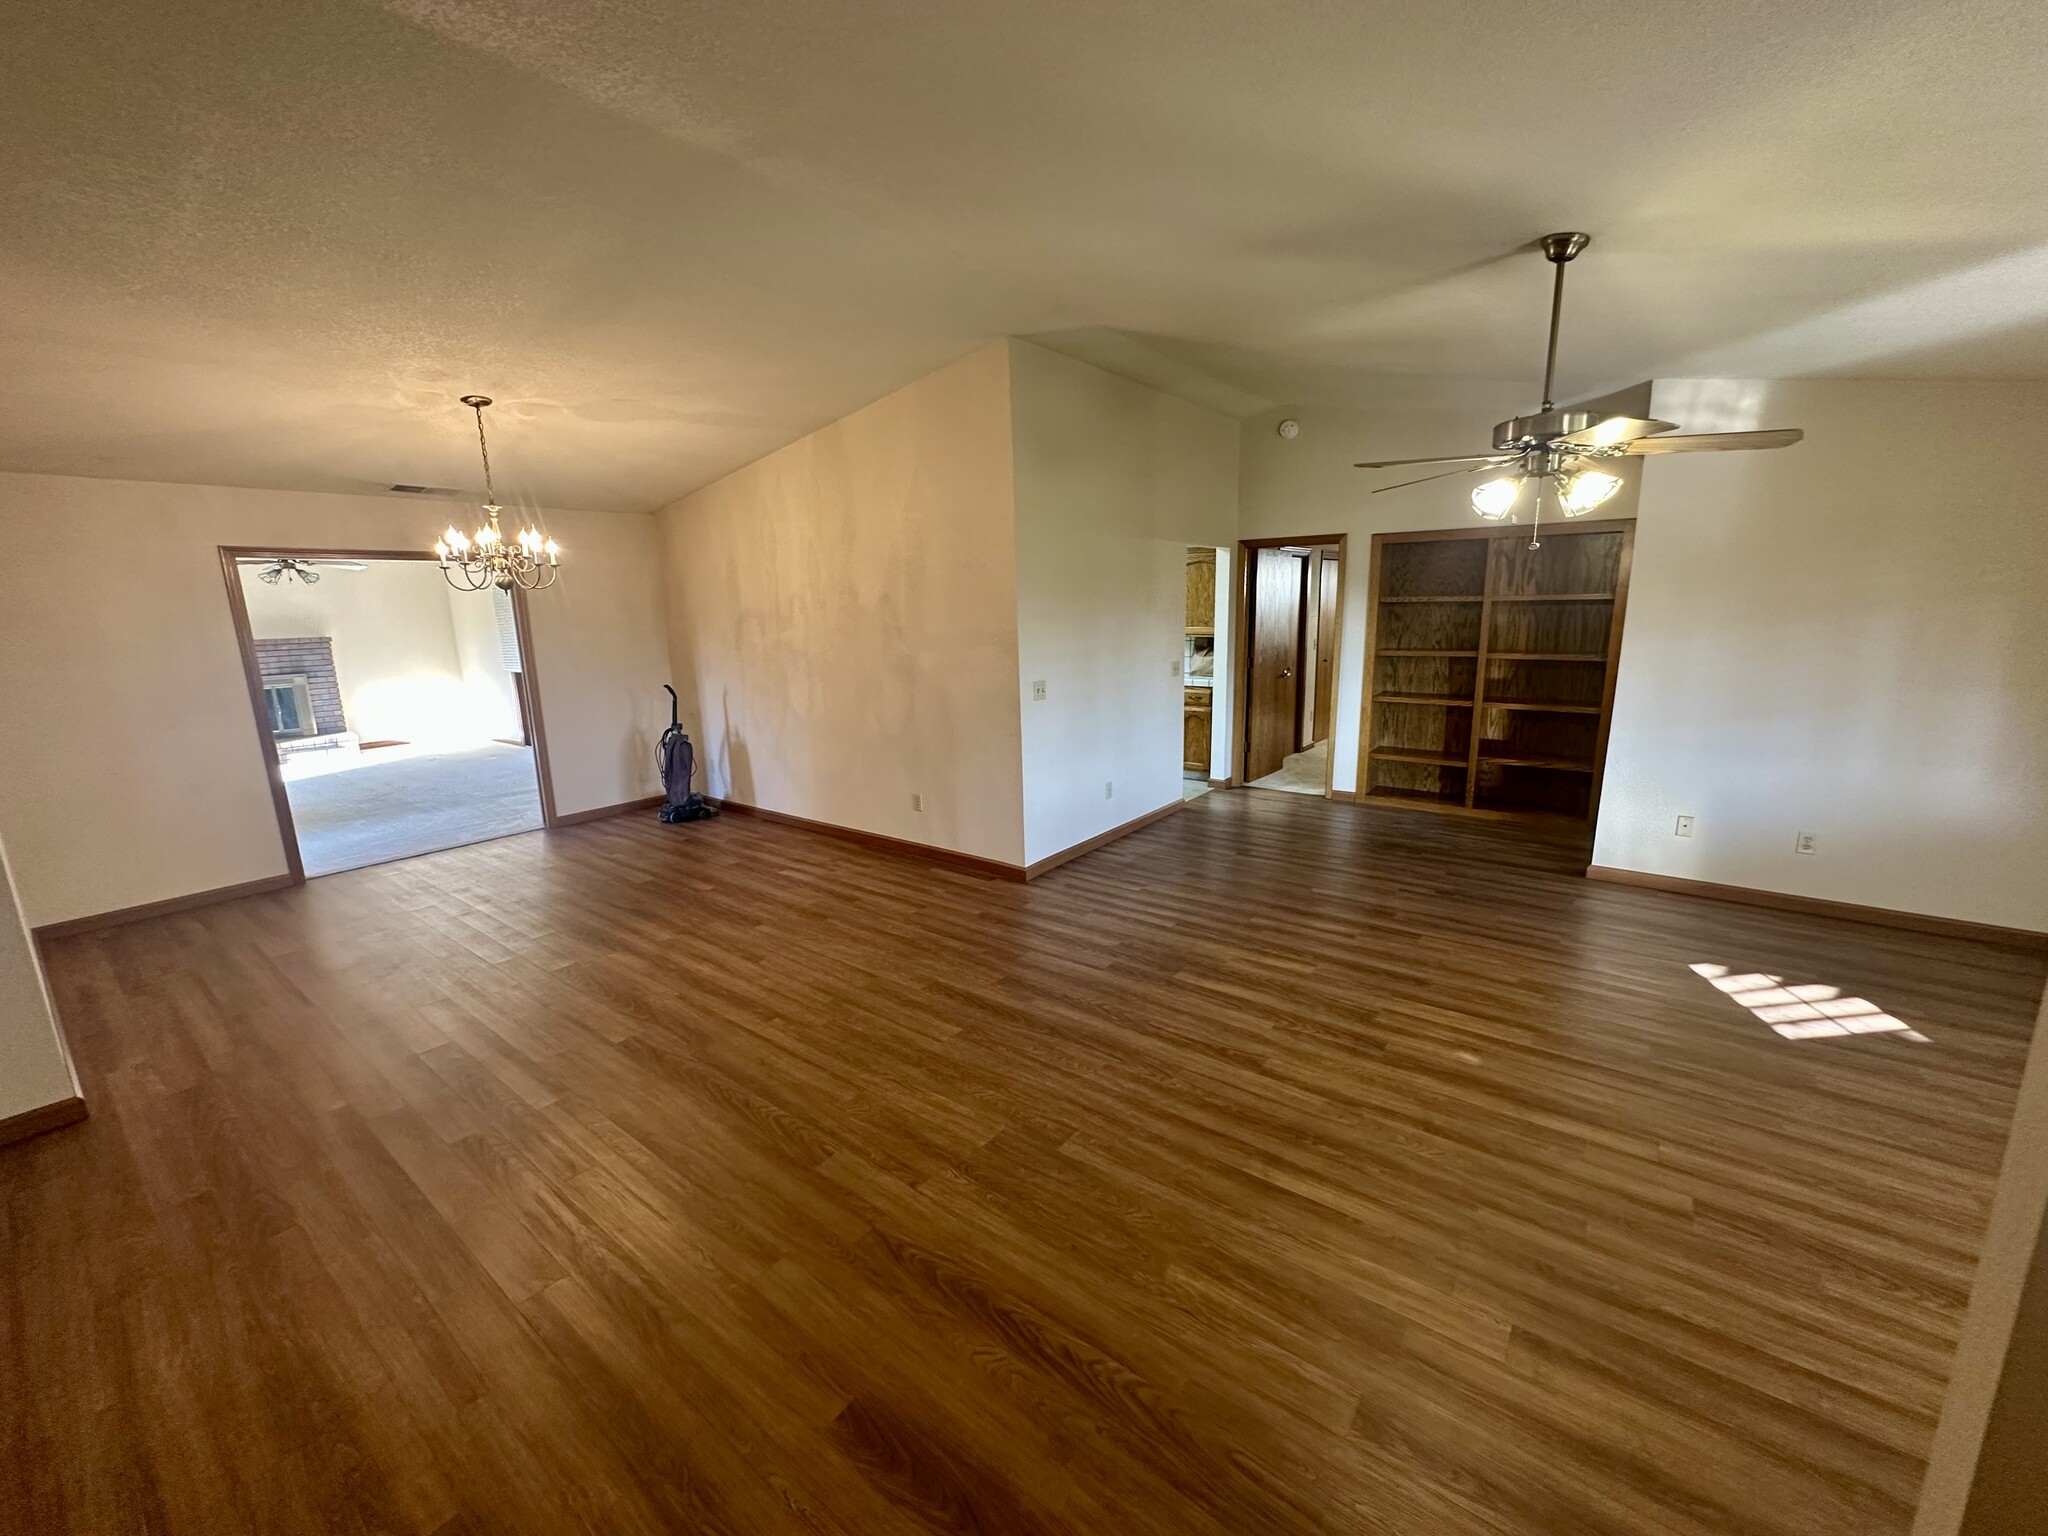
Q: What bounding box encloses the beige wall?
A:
[448,588,526,742]
[241,558,472,744]
[1009,340,1238,863]
[0,830,78,1122]
[0,471,669,927]
[1594,379,2048,933]
[656,343,1027,864]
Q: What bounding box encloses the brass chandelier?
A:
[435,395,560,592]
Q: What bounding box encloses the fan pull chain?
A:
[1528,479,1544,550]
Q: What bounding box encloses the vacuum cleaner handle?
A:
[663,683,678,728]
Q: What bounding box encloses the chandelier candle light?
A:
[436,395,560,592]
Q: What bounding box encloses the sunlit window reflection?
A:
[1687,963,1928,1043]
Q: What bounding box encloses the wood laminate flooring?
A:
[5,792,2043,1535]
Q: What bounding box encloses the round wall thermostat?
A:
[1277,419,1300,439]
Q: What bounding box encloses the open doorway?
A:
[1234,535,1345,796]
[223,549,553,878]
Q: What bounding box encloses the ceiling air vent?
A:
[388,483,462,496]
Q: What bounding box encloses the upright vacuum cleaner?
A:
[656,685,717,823]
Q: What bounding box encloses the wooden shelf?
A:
[1364,523,1631,826]
[1479,753,1594,772]
[1371,749,1468,767]
[1365,785,1466,807]
[1185,625,1214,637]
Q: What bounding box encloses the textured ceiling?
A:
[3,0,2044,512]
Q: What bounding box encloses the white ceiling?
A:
[3,0,2044,512]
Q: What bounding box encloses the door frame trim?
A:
[1228,533,1347,796]
[217,545,559,888]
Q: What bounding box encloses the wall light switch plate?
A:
[1794,831,1817,855]
[1031,680,1047,701]
[1104,781,1114,799]
[1674,815,1695,838]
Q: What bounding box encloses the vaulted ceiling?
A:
[4,0,2044,511]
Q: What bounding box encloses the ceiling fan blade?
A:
[314,560,370,570]
[1354,452,1508,470]
[1372,461,1516,494]
[1621,428,1805,455]
[1554,416,1680,450]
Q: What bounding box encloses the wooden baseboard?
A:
[0,1096,87,1149]
[1328,787,1357,803]
[551,794,665,829]
[1584,865,2048,952]
[32,873,299,943]
[1207,777,1232,790]
[708,799,1028,881]
[1024,800,1184,881]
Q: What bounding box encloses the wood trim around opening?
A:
[1585,865,2048,952]
[508,582,560,828]
[0,1096,88,1149]
[218,547,308,885]
[218,546,563,890]
[1228,534,1348,795]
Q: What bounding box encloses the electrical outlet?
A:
[1674,815,1695,838]
[1104,781,1114,799]
[1031,679,1047,701]
[912,793,923,812]
[1794,830,1817,855]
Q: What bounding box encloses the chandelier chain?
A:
[435,394,560,593]
[471,401,497,506]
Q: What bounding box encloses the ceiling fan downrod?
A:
[1537,231,1590,412]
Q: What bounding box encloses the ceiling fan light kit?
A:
[1356,232,1804,543]
[434,395,561,593]
[246,556,369,585]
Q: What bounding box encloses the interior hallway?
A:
[1249,738,1328,796]
[8,794,2040,1536]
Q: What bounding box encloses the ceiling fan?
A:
[242,557,368,586]
[1355,232,1803,539]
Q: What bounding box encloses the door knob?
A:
[1281,668,1292,677]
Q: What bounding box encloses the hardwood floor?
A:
[5,792,2043,1535]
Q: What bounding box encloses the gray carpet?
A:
[286,744,545,877]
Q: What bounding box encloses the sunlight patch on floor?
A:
[1689,962,1928,1042]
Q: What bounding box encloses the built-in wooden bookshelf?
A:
[1356,521,1632,822]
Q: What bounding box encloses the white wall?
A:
[656,343,1029,864]
[0,472,670,927]
[1594,379,2048,933]
[1009,341,1239,864]
[242,559,476,744]
[0,830,78,1122]
[447,587,527,743]
[1237,390,1646,793]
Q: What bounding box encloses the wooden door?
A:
[1245,547,1306,781]
[1185,549,1217,632]
[1313,552,1339,742]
